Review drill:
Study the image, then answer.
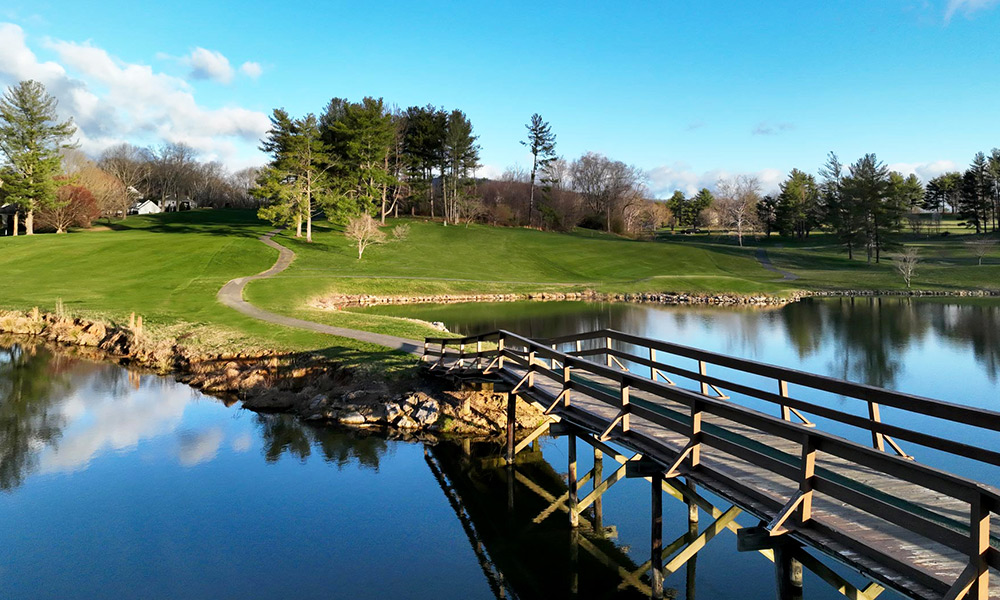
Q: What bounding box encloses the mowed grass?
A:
[0,210,426,375]
[243,218,787,332]
[3,210,995,370]
[756,232,1000,291]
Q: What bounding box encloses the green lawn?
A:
[1,210,996,372]
[242,218,787,334]
[755,231,1000,291]
[0,211,424,375]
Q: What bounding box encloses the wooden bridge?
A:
[423,329,1000,600]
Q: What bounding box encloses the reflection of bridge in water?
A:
[426,328,1000,600]
[425,439,683,599]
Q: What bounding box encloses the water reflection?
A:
[255,412,389,470]
[427,440,656,599]
[354,297,1000,390]
[0,343,69,491]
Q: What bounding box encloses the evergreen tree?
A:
[443,109,480,224]
[0,80,76,236]
[757,195,779,237]
[843,153,900,263]
[665,190,686,230]
[776,169,821,238]
[959,152,993,233]
[401,105,446,218]
[255,110,333,242]
[520,113,557,227]
[820,152,863,260]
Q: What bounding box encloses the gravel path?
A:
[755,247,799,281]
[217,230,423,355]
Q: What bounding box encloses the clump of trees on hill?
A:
[254,104,666,238]
[0,79,264,236]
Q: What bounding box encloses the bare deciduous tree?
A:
[965,237,998,266]
[99,143,150,218]
[715,175,761,246]
[345,213,386,259]
[894,247,920,288]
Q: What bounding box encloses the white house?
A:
[129,200,162,215]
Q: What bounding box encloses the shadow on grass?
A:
[108,209,267,238]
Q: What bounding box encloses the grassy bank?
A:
[243,218,786,334]
[1,210,997,370]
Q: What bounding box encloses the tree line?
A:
[662,149,1000,261]
[0,80,261,235]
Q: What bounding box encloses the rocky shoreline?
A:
[312,287,1000,311]
[314,290,801,309]
[0,309,541,437]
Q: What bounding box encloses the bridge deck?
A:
[425,329,1000,600]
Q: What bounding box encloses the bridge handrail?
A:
[426,328,1000,597]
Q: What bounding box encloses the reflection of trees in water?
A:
[781,298,1000,388]
[0,344,69,492]
[255,413,389,470]
[818,298,929,388]
[927,303,1000,383]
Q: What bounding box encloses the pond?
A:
[6,294,1000,599]
[352,296,1000,482]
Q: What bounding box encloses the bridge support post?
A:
[651,470,664,599]
[505,393,517,465]
[593,448,604,534]
[774,545,804,600]
[568,433,579,528]
[686,479,699,600]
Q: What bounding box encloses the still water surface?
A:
[4,296,999,599]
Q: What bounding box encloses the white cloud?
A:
[752,122,796,136]
[240,61,262,79]
[945,0,1000,20]
[888,159,960,181]
[38,384,191,473]
[0,23,269,167]
[647,162,785,197]
[177,428,225,466]
[476,163,503,180]
[186,47,234,83]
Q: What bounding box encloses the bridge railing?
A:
[424,329,1000,598]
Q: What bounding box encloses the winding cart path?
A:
[216,229,422,354]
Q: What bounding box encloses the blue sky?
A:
[1,0,998,196]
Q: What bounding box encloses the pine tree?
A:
[443,109,480,224]
[776,169,821,238]
[820,152,863,260]
[960,152,992,234]
[521,114,556,227]
[0,80,76,236]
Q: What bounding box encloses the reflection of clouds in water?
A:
[38,384,192,473]
[177,428,225,466]
[231,433,252,453]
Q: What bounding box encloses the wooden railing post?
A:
[606,336,613,367]
[799,434,816,524]
[422,338,428,361]
[563,364,572,407]
[621,379,631,434]
[497,335,505,370]
[459,341,465,366]
[779,380,791,421]
[690,397,702,467]
[527,350,536,388]
[969,492,990,599]
[867,401,886,452]
[476,339,482,368]
[698,361,709,396]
